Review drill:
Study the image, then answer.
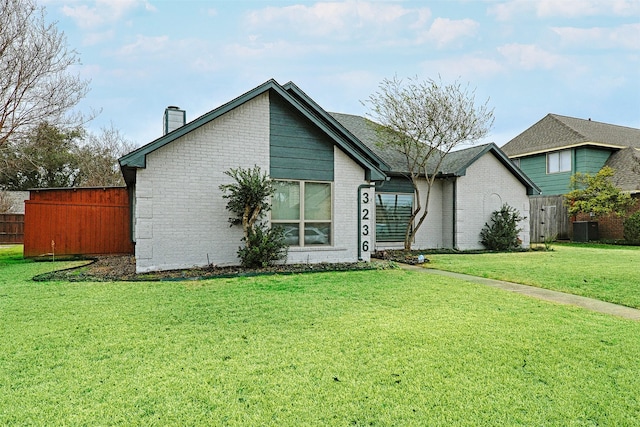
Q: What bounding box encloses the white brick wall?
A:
[455,152,531,250]
[134,93,374,272]
[135,93,270,272]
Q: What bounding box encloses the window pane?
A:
[281,223,300,246]
[304,182,331,220]
[547,152,559,173]
[376,193,413,242]
[272,181,300,220]
[304,223,330,245]
[560,150,571,172]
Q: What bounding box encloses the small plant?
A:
[543,234,557,251]
[480,204,526,251]
[623,212,640,244]
[219,165,288,268]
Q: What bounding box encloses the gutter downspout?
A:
[357,180,387,261]
[452,178,457,249]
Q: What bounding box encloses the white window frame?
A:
[271,180,333,247]
[547,150,572,174]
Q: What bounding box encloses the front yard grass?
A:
[426,243,640,309]
[1,245,639,425]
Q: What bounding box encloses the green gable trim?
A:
[270,93,334,181]
[282,82,387,181]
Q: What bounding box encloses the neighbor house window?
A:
[375,193,413,242]
[547,150,571,173]
[272,180,332,246]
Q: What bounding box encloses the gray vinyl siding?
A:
[269,92,334,181]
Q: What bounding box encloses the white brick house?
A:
[120,80,538,272]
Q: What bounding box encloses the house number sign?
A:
[361,191,370,253]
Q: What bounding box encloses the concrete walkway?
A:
[400,264,640,321]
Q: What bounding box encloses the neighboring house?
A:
[119,79,538,273]
[501,114,640,195]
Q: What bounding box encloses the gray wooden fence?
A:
[529,195,570,242]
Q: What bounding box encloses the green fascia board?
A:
[118,78,387,182]
[451,143,541,195]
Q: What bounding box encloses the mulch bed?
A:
[34,254,395,282]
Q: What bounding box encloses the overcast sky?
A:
[42,0,640,148]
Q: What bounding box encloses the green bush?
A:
[623,212,640,244]
[237,224,288,268]
[480,204,526,251]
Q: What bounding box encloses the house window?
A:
[375,193,413,242]
[547,150,571,173]
[272,180,332,246]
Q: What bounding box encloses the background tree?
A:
[0,0,89,147]
[0,122,83,190]
[564,166,634,218]
[74,125,136,187]
[0,123,135,190]
[365,75,494,250]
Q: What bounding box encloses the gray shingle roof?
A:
[606,147,640,192]
[330,112,539,193]
[501,113,640,157]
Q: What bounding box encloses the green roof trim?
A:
[119,79,387,184]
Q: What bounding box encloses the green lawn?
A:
[426,243,640,309]
[1,245,639,425]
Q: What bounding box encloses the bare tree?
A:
[74,125,137,187]
[0,0,89,147]
[365,75,494,250]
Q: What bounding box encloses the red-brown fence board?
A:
[23,187,134,257]
[0,214,24,244]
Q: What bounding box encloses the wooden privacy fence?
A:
[529,195,570,242]
[0,214,24,244]
[24,187,134,257]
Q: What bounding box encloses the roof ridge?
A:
[548,113,587,142]
[550,113,640,131]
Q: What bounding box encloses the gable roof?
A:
[501,113,640,158]
[119,79,387,185]
[330,112,540,194]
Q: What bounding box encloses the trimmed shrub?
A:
[623,212,640,244]
[480,204,526,251]
[237,224,288,268]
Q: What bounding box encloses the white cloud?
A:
[420,55,505,79]
[115,35,170,57]
[497,43,566,70]
[245,1,430,41]
[82,30,115,46]
[553,23,640,50]
[418,18,480,48]
[61,0,156,30]
[489,0,640,20]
